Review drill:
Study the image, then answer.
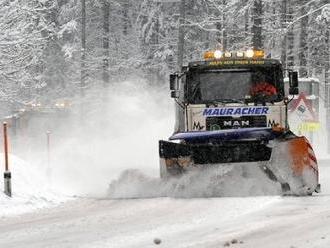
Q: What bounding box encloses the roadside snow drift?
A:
[0,154,65,216]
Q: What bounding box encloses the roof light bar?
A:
[203,49,265,60]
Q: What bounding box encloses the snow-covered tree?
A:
[0,0,329,110]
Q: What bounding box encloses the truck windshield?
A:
[187,67,283,104]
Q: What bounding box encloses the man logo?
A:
[268,120,278,127]
[193,122,204,130]
[223,120,250,127]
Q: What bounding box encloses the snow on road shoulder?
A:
[0,153,67,217]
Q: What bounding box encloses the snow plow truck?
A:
[159,49,320,196]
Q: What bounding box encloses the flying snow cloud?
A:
[14,77,318,199]
[44,79,281,198]
[48,79,174,197]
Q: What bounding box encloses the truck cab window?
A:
[187,67,283,104]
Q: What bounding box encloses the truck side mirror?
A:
[289,87,299,95]
[289,71,298,88]
[170,74,179,91]
[289,71,299,95]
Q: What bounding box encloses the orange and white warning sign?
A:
[289,93,320,133]
[289,93,317,122]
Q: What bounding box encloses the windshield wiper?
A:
[215,99,245,104]
[250,94,279,105]
[205,99,245,105]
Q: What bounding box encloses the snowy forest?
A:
[0,0,329,113]
[2,1,330,245]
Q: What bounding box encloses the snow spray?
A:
[48,79,173,197]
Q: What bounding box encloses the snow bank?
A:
[0,154,66,217]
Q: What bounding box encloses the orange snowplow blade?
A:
[288,137,318,178]
[269,135,320,195]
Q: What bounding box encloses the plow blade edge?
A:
[159,134,319,195]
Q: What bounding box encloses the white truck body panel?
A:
[185,103,287,132]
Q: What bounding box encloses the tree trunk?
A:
[325,28,330,152]
[177,0,185,71]
[252,0,263,49]
[123,0,128,36]
[245,7,249,46]
[216,21,222,48]
[81,0,86,96]
[280,0,287,68]
[298,1,308,77]
[326,29,330,86]
[103,0,110,86]
[286,1,294,68]
[222,0,227,50]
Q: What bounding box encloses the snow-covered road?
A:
[0,160,329,248]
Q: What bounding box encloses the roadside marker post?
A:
[46,131,51,181]
[3,122,12,197]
